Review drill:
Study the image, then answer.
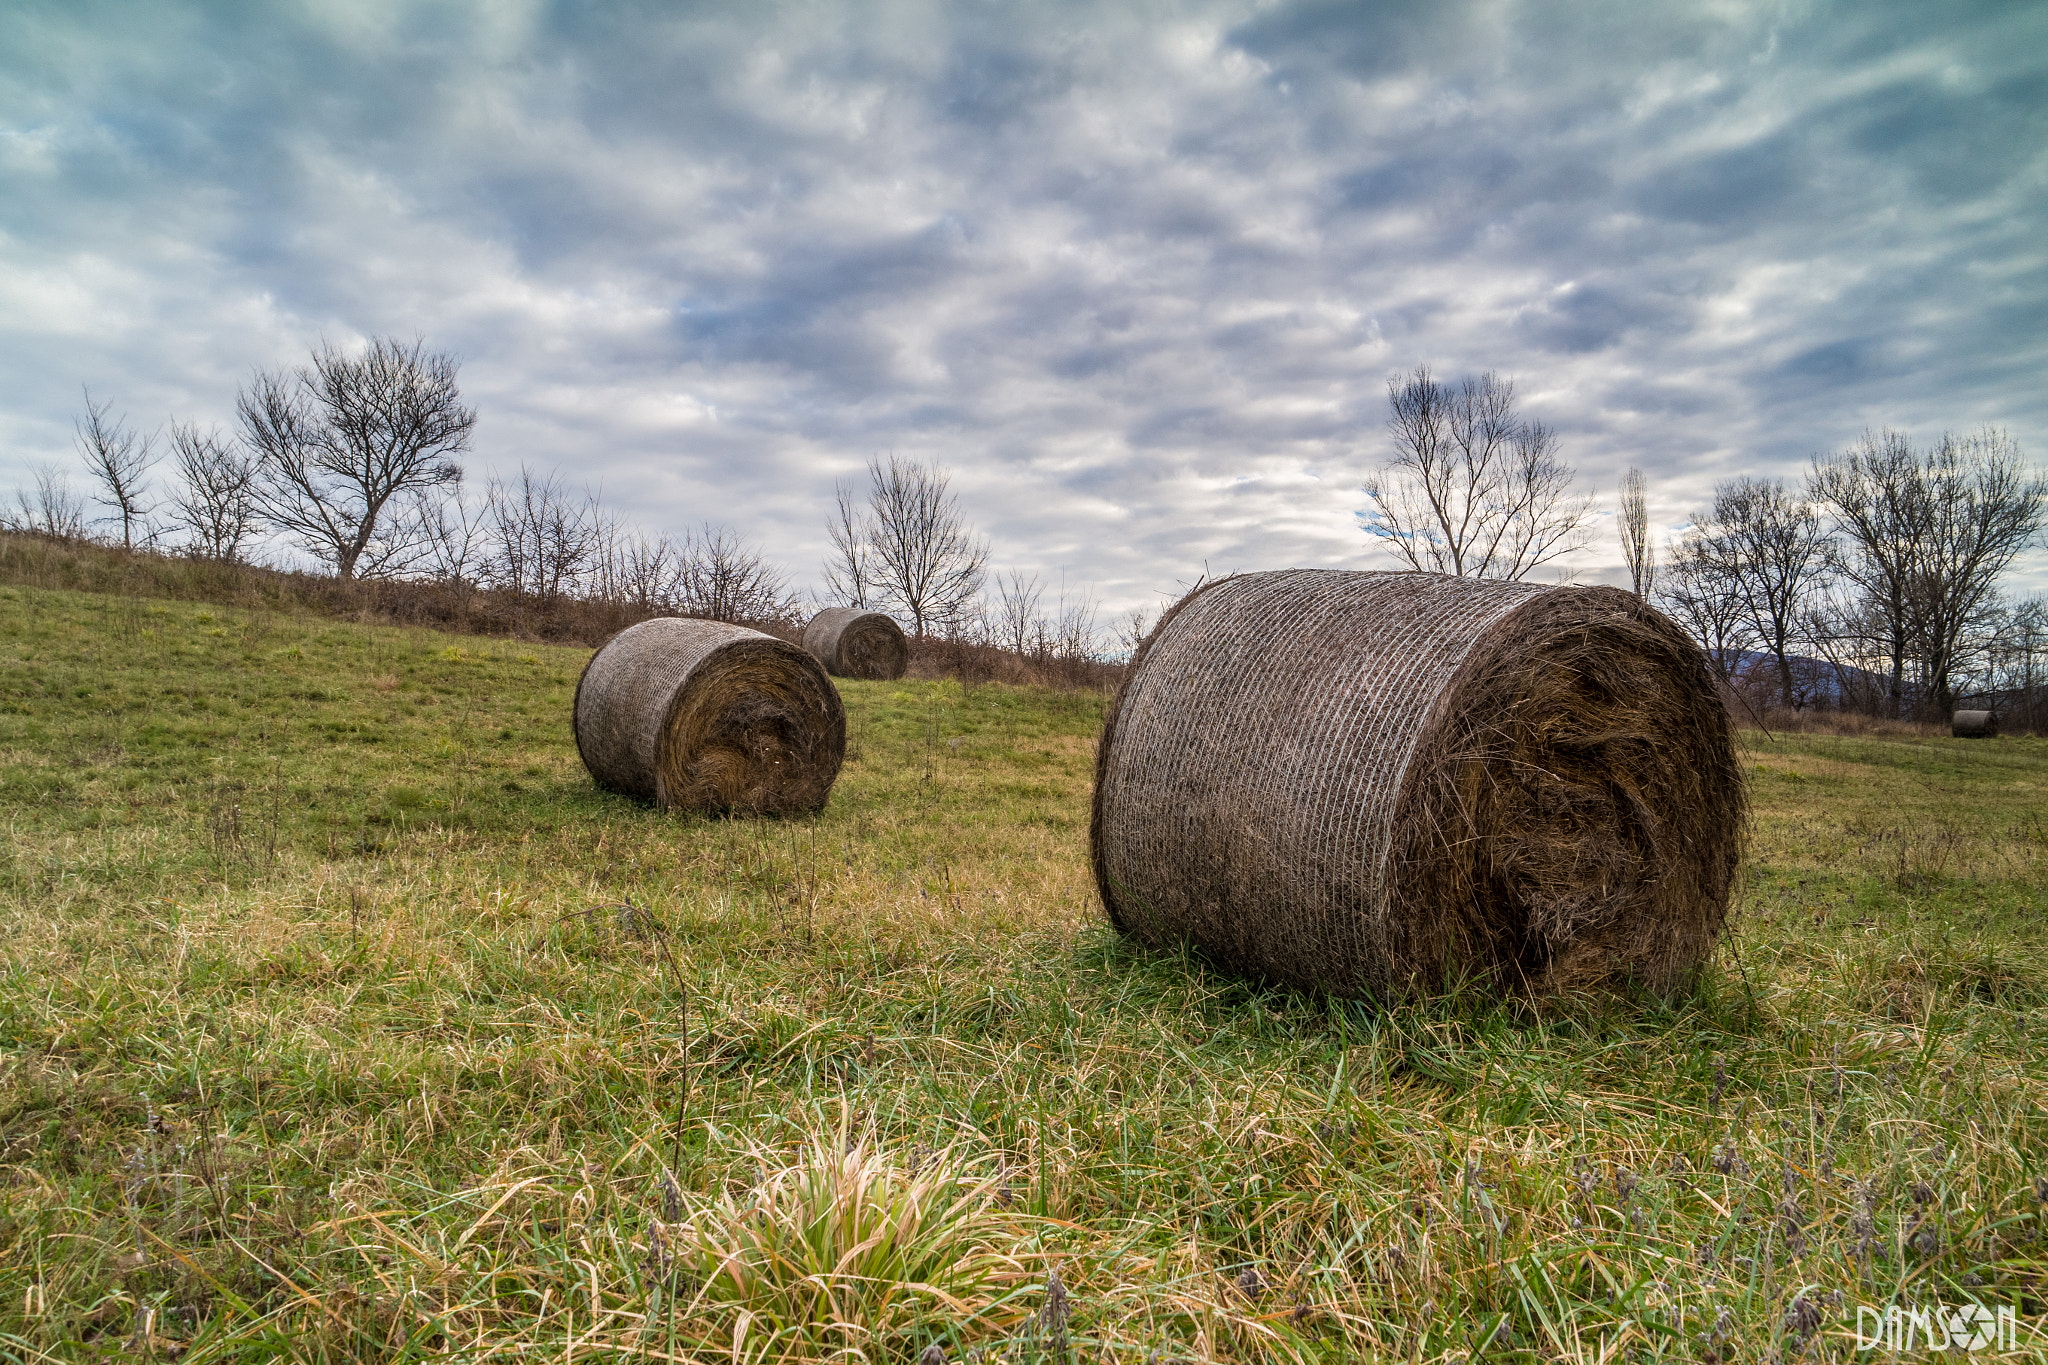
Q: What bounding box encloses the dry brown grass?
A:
[0,530,1123,692]
[908,634,1123,691]
[5,583,2046,1361]
[0,529,800,649]
[1752,707,1943,739]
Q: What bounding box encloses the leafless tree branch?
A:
[821,480,877,610]
[1901,428,2045,717]
[239,336,474,579]
[1810,426,2045,718]
[166,421,261,563]
[75,387,159,550]
[845,455,988,636]
[1690,477,1831,708]
[1618,466,1655,597]
[994,570,1044,658]
[1655,531,1758,687]
[484,466,599,601]
[675,525,796,623]
[6,463,89,540]
[417,483,488,587]
[1361,366,1592,579]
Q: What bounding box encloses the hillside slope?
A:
[1,583,2045,1360]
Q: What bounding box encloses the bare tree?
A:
[676,525,795,623]
[853,455,988,636]
[1986,597,2047,732]
[608,532,685,611]
[1050,578,1101,662]
[1694,477,1831,708]
[166,421,261,562]
[993,569,1044,657]
[821,480,878,609]
[1808,429,1926,716]
[483,470,541,597]
[585,504,626,606]
[948,596,991,645]
[1618,466,1655,597]
[1903,428,2045,719]
[417,484,488,586]
[6,463,89,540]
[1115,605,1154,657]
[484,466,599,601]
[239,336,475,580]
[1810,427,2045,719]
[75,388,158,550]
[1656,531,1756,685]
[1799,582,1893,714]
[1362,366,1592,580]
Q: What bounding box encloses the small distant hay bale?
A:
[574,617,846,814]
[1953,710,1997,739]
[802,608,909,681]
[1091,570,1747,1000]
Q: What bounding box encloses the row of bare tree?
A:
[1362,365,2044,722]
[13,339,474,577]
[417,469,801,623]
[7,339,802,624]
[10,337,1114,658]
[32,343,2035,705]
[1655,429,2044,721]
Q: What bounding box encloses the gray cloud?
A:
[2,0,2044,612]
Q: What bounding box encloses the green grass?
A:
[2,581,2046,1361]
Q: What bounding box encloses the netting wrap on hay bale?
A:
[1952,710,1997,739]
[802,607,909,681]
[1091,570,1746,999]
[575,617,846,814]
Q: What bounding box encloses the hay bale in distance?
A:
[575,617,846,814]
[1953,710,1997,738]
[1090,569,1746,1000]
[802,607,909,681]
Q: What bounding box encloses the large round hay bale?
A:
[1952,710,1997,738]
[574,617,846,814]
[1091,570,1746,999]
[802,607,909,681]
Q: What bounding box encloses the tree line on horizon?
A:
[10,339,2043,716]
[3,336,1120,666]
[1361,364,2047,724]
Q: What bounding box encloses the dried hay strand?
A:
[1952,710,1997,739]
[802,607,909,681]
[1090,569,1746,1000]
[574,617,846,814]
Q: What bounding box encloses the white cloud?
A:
[1,0,2043,608]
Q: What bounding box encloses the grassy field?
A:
[2,582,2046,1363]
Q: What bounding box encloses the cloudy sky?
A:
[3,0,2044,616]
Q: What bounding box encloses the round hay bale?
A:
[1952,710,1997,739]
[574,617,846,814]
[1090,569,1746,999]
[802,607,909,681]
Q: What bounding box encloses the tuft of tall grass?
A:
[676,1121,1035,1363]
